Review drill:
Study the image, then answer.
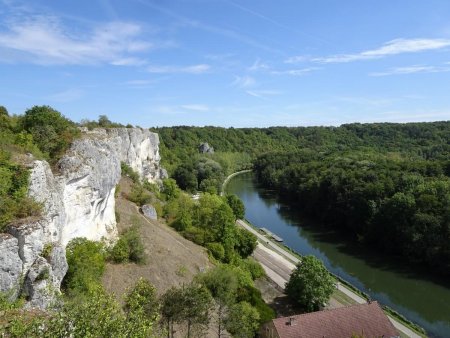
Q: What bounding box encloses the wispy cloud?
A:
[370,64,450,76]
[232,75,256,88]
[284,55,311,64]
[0,16,154,65]
[271,67,320,76]
[147,64,210,74]
[248,58,269,71]
[180,104,209,112]
[285,38,450,64]
[246,90,281,99]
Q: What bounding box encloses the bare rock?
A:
[141,204,157,220]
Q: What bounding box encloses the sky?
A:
[1,0,450,127]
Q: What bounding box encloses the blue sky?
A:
[1,0,450,127]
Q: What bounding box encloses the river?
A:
[226,172,450,338]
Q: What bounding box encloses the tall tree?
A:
[285,255,335,312]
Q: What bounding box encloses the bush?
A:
[121,162,140,183]
[20,105,79,160]
[237,285,275,324]
[128,183,152,206]
[182,226,205,245]
[239,258,265,280]
[206,242,225,261]
[109,237,129,263]
[109,225,146,264]
[63,238,106,295]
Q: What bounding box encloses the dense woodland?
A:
[157,122,450,278]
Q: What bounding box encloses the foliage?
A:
[125,278,159,338]
[121,162,140,183]
[128,182,153,206]
[234,227,257,259]
[254,149,450,276]
[236,285,275,324]
[225,301,260,338]
[285,255,335,312]
[206,242,225,261]
[160,283,213,338]
[19,105,80,160]
[110,225,146,264]
[0,159,42,231]
[225,194,245,219]
[80,115,125,129]
[63,238,106,295]
[0,284,158,338]
[238,258,265,280]
[162,178,180,200]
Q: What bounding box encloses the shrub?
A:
[20,105,79,160]
[128,183,152,206]
[182,226,205,245]
[108,225,146,264]
[110,237,129,263]
[63,238,106,295]
[239,258,265,280]
[237,285,275,324]
[206,242,225,261]
[41,243,53,260]
[121,162,140,183]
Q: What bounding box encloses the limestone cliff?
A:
[0,128,165,308]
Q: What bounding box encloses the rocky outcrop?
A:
[198,142,214,154]
[0,128,163,308]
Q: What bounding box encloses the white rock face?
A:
[0,128,163,307]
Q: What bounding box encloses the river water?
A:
[226,172,450,338]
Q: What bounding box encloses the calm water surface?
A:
[226,172,450,338]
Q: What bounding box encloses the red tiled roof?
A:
[272,301,399,338]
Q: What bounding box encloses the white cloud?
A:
[284,55,311,64]
[370,65,450,76]
[0,16,153,65]
[308,38,450,64]
[246,90,281,99]
[180,104,209,112]
[147,64,210,74]
[232,75,256,88]
[111,57,147,66]
[271,67,320,76]
[248,58,269,71]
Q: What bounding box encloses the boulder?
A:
[141,204,157,220]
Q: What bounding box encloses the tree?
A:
[124,278,159,337]
[161,287,185,338]
[225,301,260,338]
[20,105,79,159]
[195,266,239,338]
[162,178,180,200]
[225,194,245,220]
[235,227,257,258]
[181,283,213,338]
[0,105,8,116]
[285,255,335,312]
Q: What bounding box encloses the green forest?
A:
[156,122,450,278]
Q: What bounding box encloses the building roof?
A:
[272,301,399,338]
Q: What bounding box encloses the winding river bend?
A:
[226,172,450,338]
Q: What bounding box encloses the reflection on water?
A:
[226,172,450,338]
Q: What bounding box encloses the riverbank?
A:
[237,218,426,338]
[220,169,252,195]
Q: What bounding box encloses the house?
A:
[260,301,400,338]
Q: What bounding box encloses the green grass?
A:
[331,289,358,306]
